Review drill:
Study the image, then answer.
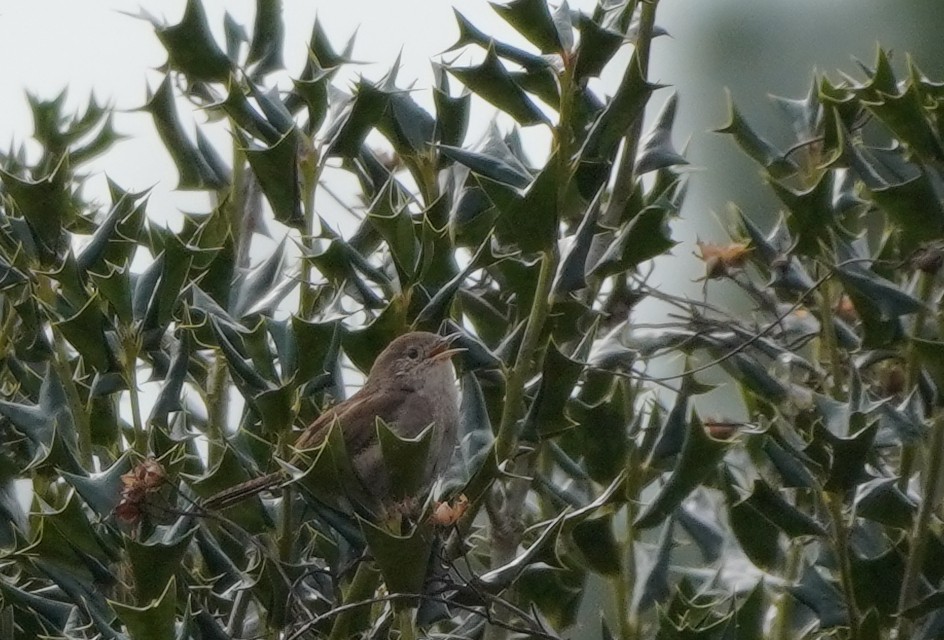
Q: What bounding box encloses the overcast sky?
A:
[0,0,603,229]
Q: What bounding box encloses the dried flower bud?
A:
[696,241,751,279]
[834,295,857,323]
[115,458,167,526]
[703,418,744,440]
[428,494,469,526]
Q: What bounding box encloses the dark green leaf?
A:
[61,455,132,519]
[637,518,674,611]
[111,576,177,640]
[76,192,147,273]
[574,14,623,81]
[443,371,496,495]
[835,240,924,319]
[866,82,944,162]
[0,254,28,290]
[432,68,470,148]
[0,580,74,634]
[325,81,387,158]
[636,93,688,174]
[143,77,229,190]
[290,316,340,384]
[208,316,272,392]
[1,157,74,263]
[447,46,550,126]
[763,436,818,488]
[127,526,196,603]
[580,52,654,162]
[217,80,282,143]
[33,560,117,637]
[813,420,878,493]
[743,478,826,537]
[359,518,434,596]
[726,479,782,570]
[677,507,725,563]
[366,179,418,282]
[553,186,602,294]
[52,293,114,372]
[248,83,296,136]
[768,171,833,256]
[496,151,570,253]
[231,238,291,317]
[570,389,631,484]
[376,418,434,499]
[291,72,331,133]
[871,170,944,253]
[648,379,692,462]
[449,10,550,73]
[373,77,437,157]
[635,414,730,529]
[223,11,248,60]
[439,145,531,188]
[855,477,917,529]
[521,340,581,439]
[788,565,848,628]
[156,0,232,81]
[492,0,564,54]
[246,0,284,76]
[149,332,191,427]
[716,94,797,178]
[0,366,83,473]
[589,206,676,278]
[572,515,620,575]
[305,16,352,71]
[242,131,303,228]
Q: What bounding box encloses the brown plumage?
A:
[201,331,462,511]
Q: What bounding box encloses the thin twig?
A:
[632,257,879,382]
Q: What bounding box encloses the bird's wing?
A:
[292,386,409,455]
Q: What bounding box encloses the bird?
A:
[202,331,463,513]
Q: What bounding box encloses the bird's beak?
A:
[429,332,466,362]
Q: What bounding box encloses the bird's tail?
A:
[201,472,285,511]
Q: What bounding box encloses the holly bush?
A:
[1,1,943,639]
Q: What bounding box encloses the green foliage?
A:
[685,47,944,639]
[3,1,944,639]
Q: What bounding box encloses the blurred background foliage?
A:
[2,1,944,640]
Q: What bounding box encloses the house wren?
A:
[203,331,462,511]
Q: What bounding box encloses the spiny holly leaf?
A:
[246,0,284,77]
[1,157,75,263]
[143,77,229,190]
[635,414,730,529]
[636,93,688,175]
[156,0,232,81]
[127,524,196,603]
[241,131,304,228]
[581,52,655,162]
[110,576,178,640]
[492,0,566,54]
[521,341,582,440]
[574,13,623,81]
[359,517,435,597]
[375,419,434,500]
[447,46,550,126]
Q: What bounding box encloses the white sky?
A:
[0,0,600,230]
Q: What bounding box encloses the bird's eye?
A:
[406,347,420,360]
